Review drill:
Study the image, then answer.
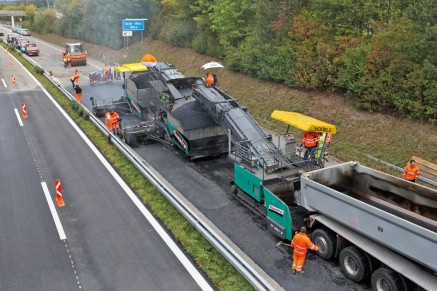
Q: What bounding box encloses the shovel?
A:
[275,241,292,247]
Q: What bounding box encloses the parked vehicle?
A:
[24,43,39,56]
[89,70,113,85]
[0,28,4,37]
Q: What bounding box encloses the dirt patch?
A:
[32,33,437,168]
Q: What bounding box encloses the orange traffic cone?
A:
[54,179,65,207]
[12,75,16,86]
[21,103,27,119]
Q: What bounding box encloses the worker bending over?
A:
[404,159,420,182]
[291,227,320,274]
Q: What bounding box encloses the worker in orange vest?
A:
[403,159,420,182]
[111,111,120,133]
[291,227,320,274]
[74,84,82,103]
[206,72,216,87]
[105,111,113,131]
[103,64,111,78]
[302,131,320,160]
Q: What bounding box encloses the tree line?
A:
[7,0,437,123]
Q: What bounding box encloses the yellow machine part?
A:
[271,110,336,134]
[114,63,148,73]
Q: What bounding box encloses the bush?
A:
[163,21,195,47]
[35,66,44,74]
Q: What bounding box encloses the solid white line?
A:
[41,182,67,240]
[14,108,23,127]
[14,47,213,290]
[2,78,7,88]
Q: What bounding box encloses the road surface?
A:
[0,40,211,290]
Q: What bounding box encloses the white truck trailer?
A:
[300,162,437,291]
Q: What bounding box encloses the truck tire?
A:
[339,246,370,282]
[371,268,407,291]
[312,228,336,260]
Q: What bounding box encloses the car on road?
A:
[15,37,29,50]
[0,28,4,37]
[6,33,18,44]
[21,29,30,36]
[24,43,39,56]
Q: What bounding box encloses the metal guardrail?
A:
[364,153,437,187]
[19,52,277,291]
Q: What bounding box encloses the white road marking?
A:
[41,182,67,240]
[14,108,23,127]
[2,78,7,88]
[13,43,213,291]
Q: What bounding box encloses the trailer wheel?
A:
[312,228,336,260]
[371,268,407,291]
[339,246,370,282]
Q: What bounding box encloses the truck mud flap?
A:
[267,217,286,239]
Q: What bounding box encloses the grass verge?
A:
[1,41,253,291]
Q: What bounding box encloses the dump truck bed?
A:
[300,162,437,272]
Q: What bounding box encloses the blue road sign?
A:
[122,20,144,31]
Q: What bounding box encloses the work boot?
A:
[292,270,296,275]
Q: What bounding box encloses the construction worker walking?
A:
[74,84,82,103]
[404,159,420,182]
[291,227,320,274]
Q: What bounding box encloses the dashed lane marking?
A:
[14,108,23,127]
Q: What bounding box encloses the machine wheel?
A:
[371,268,407,291]
[312,228,336,260]
[124,131,138,148]
[339,246,371,282]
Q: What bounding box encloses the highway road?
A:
[2,29,370,290]
[0,39,211,290]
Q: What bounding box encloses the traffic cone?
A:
[12,75,16,86]
[54,179,65,207]
[21,103,27,119]
[9,58,12,66]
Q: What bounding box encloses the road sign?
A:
[122,20,144,31]
[122,31,132,37]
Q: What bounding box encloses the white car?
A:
[21,29,30,36]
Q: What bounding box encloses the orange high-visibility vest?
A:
[404,164,420,181]
[206,73,215,86]
[111,112,120,130]
[291,232,318,255]
[302,131,320,147]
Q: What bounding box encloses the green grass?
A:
[1,41,253,291]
